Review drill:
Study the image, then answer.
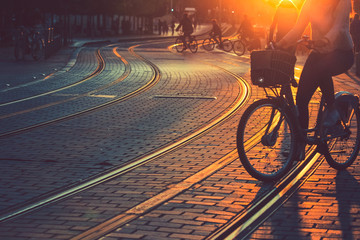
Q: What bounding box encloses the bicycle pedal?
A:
[327,124,345,137]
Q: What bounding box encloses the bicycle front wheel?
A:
[325,97,360,170]
[222,39,233,52]
[189,38,198,53]
[175,37,185,53]
[233,40,246,56]
[202,38,215,51]
[237,99,298,182]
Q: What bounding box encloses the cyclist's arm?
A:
[277,0,311,48]
[324,0,352,49]
[269,10,279,42]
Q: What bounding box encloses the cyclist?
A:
[277,0,354,158]
[210,19,223,48]
[176,14,194,49]
[237,14,254,41]
[237,14,261,51]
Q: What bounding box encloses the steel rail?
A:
[0,44,161,222]
[0,60,250,240]
[0,47,125,121]
[70,66,251,240]
[206,147,323,239]
[0,44,249,225]
[0,48,104,107]
[0,45,157,138]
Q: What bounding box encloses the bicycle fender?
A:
[335,91,359,107]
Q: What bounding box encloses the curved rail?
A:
[0,48,105,107]
[0,45,158,138]
[0,61,250,236]
[208,148,324,239]
[0,47,124,121]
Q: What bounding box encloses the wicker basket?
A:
[250,50,296,87]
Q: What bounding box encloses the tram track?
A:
[0,48,105,107]
[1,39,326,239]
[72,43,330,240]
[0,58,250,230]
[70,113,323,240]
[123,43,326,239]
[0,39,322,239]
[0,44,159,138]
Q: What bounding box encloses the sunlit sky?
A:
[225,0,305,25]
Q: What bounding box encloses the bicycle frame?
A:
[263,82,358,150]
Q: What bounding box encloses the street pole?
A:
[219,0,222,24]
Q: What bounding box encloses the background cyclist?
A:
[176,14,194,49]
[210,19,223,48]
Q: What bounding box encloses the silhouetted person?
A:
[171,20,175,35]
[163,21,168,35]
[237,15,253,40]
[158,20,162,35]
[176,14,194,48]
[210,19,222,47]
[350,14,360,53]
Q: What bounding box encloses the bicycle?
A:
[202,34,232,52]
[175,34,198,53]
[233,35,261,56]
[236,38,360,182]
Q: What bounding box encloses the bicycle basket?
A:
[250,50,296,87]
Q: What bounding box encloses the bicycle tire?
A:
[189,38,198,53]
[202,38,215,51]
[237,99,298,182]
[175,37,185,53]
[222,39,233,52]
[325,95,360,170]
[233,40,246,56]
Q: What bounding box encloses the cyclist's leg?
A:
[296,53,320,130]
[181,35,186,47]
[213,35,219,45]
[318,50,354,105]
[219,33,223,47]
[303,51,354,127]
[297,50,355,130]
[184,32,191,48]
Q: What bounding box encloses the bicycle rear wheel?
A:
[222,39,233,52]
[175,37,185,53]
[325,95,360,170]
[237,99,297,182]
[202,38,215,51]
[233,40,246,56]
[189,38,198,53]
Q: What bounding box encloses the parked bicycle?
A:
[236,37,360,182]
[233,35,261,56]
[13,26,45,61]
[175,33,198,53]
[202,33,232,52]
